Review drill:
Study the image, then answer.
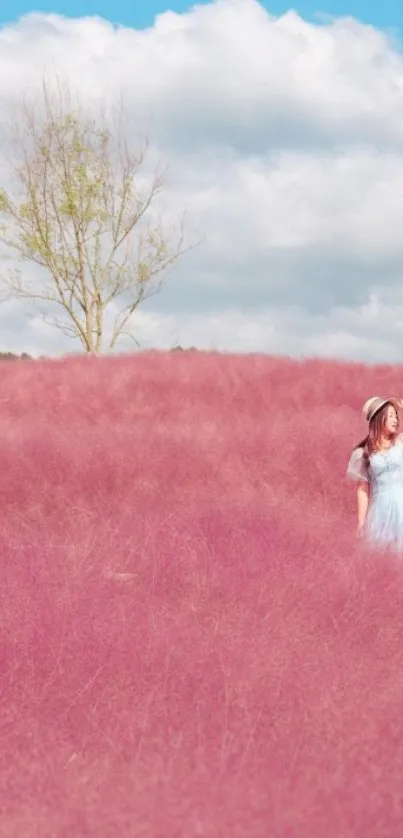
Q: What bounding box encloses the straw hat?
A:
[362,396,403,423]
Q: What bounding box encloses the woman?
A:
[347,396,403,550]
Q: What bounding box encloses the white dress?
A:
[347,438,403,550]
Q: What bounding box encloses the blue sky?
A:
[1,0,402,35]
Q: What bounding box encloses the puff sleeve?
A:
[346,448,369,483]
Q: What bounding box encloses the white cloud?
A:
[125,296,403,363]
[1,0,403,360]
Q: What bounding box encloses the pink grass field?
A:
[2,349,403,837]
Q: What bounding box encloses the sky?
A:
[2,0,402,34]
[1,0,403,361]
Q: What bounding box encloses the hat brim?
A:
[368,397,402,421]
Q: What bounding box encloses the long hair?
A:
[355,402,398,473]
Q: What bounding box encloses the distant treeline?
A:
[0,348,199,360]
[0,352,32,361]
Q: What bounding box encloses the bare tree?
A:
[0,79,190,353]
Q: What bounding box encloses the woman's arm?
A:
[346,448,370,534]
[357,481,370,533]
